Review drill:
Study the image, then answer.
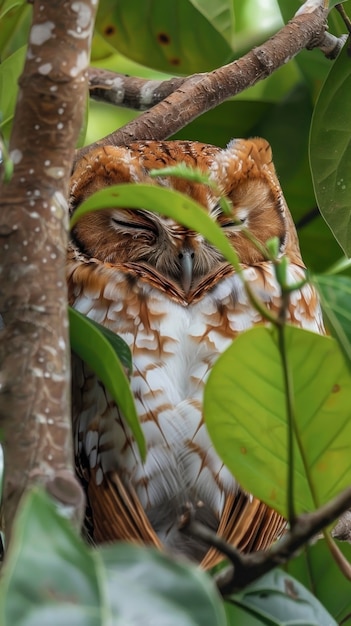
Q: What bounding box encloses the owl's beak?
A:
[178,249,194,294]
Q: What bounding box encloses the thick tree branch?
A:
[87,34,345,112]
[181,487,351,595]
[0,0,97,544]
[76,0,330,163]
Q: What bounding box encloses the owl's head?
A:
[70,139,302,294]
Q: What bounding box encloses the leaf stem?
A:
[277,292,297,527]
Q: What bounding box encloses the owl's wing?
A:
[72,351,163,549]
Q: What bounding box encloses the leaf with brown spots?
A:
[94,0,232,73]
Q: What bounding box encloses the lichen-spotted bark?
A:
[0,0,97,544]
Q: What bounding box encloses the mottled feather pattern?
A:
[68,138,325,567]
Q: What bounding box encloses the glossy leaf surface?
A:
[205,325,351,517]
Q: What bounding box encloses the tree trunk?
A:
[0,0,97,545]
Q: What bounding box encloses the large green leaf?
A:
[204,325,351,517]
[70,183,241,270]
[309,39,351,255]
[0,489,226,626]
[95,0,232,74]
[0,489,103,626]
[226,569,337,626]
[69,307,145,460]
[101,543,226,626]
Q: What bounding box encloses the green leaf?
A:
[0,46,26,136]
[95,0,232,74]
[286,539,351,623]
[69,307,146,461]
[227,569,337,626]
[0,0,26,20]
[0,489,104,626]
[0,1,30,60]
[309,39,351,255]
[204,325,351,517]
[70,183,241,270]
[100,543,227,626]
[312,273,351,365]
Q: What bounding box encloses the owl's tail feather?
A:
[86,468,163,549]
[200,491,286,570]
[84,467,285,570]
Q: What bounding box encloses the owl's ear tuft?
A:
[69,146,141,215]
[226,137,273,168]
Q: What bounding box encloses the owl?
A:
[68,138,325,569]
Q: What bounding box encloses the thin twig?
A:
[276,300,297,527]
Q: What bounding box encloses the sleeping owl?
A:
[67,138,325,568]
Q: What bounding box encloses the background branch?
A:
[88,67,187,110]
[76,2,330,163]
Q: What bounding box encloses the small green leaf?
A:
[150,163,232,214]
[150,162,216,186]
[310,39,351,256]
[0,489,103,626]
[312,273,351,366]
[70,183,241,271]
[227,569,337,626]
[69,307,145,461]
[100,543,226,626]
[204,325,351,517]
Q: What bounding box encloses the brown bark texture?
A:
[0,0,97,542]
